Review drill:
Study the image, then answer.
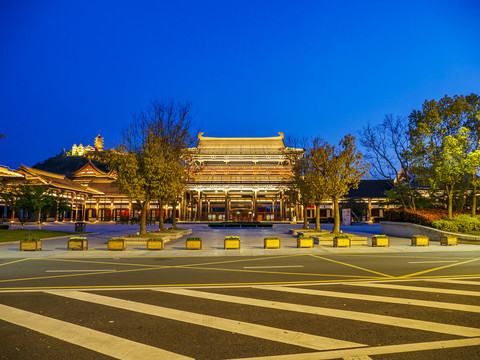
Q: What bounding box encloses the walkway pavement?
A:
[1,221,479,258]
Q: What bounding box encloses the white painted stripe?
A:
[46,290,364,351]
[343,356,372,360]
[425,279,480,286]
[0,304,191,360]
[46,269,117,273]
[254,285,480,313]
[227,337,480,360]
[156,288,480,337]
[408,261,458,264]
[348,281,480,297]
[243,265,304,269]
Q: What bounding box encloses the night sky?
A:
[1,0,479,170]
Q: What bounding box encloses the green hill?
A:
[33,154,108,175]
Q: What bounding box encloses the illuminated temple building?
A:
[1,133,390,222]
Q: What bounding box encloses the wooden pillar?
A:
[253,190,257,221]
[96,198,100,222]
[224,190,229,221]
[82,196,86,221]
[197,190,202,221]
[280,191,285,221]
[190,191,194,221]
[368,198,372,220]
[70,192,75,222]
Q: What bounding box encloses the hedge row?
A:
[432,214,480,233]
[383,209,449,226]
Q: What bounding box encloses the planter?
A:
[20,240,42,251]
[297,237,314,248]
[147,239,164,250]
[371,235,389,247]
[411,235,429,246]
[108,239,126,251]
[186,238,202,250]
[333,237,350,247]
[264,237,281,249]
[440,236,458,246]
[224,237,240,249]
[68,238,88,250]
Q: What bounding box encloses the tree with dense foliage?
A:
[0,182,66,229]
[107,100,195,235]
[408,94,480,215]
[434,128,470,218]
[311,135,369,233]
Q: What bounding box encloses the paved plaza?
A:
[1,222,480,258]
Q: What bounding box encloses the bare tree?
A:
[360,114,416,209]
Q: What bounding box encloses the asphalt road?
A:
[1,252,480,359]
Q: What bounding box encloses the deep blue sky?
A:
[1,0,479,169]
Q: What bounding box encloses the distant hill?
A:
[33,154,109,176]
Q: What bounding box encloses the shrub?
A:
[264,236,279,240]
[70,236,86,240]
[432,220,459,233]
[187,237,202,240]
[334,234,349,238]
[0,224,9,230]
[109,238,124,241]
[372,234,388,238]
[23,235,38,242]
[225,236,239,240]
[384,209,449,226]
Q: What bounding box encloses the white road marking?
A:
[253,285,480,313]
[408,261,458,264]
[46,269,117,272]
[425,278,480,286]
[156,288,480,337]
[348,281,480,297]
[343,356,372,360]
[0,304,191,360]
[227,337,480,359]
[46,290,364,351]
[243,265,304,269]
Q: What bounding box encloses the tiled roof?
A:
[344,180,392,198]
[16,166,99,195]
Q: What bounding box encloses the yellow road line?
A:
[0,266,162,283]
[309,254,393,278]
[179,253,306,268]
[0,258,30,267]
[176,265,382,279]
[401,257,480,278]
[0,277,382,291]
[33,257,169,268]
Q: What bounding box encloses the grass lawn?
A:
[0,229,84,243]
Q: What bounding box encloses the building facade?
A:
[1,133,389,223]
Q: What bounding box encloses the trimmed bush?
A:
[432,214,480,233]
[383,209,448,226]
[0,224,9,230]
[187,237,202,241]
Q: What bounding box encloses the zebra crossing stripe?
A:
[45,290,365,351]
[156,288,480,337]
[347,281,480,297]
[0,304,192,360]
[226,337,480,359]
[252,285,480,313]
[425,278,480,286]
